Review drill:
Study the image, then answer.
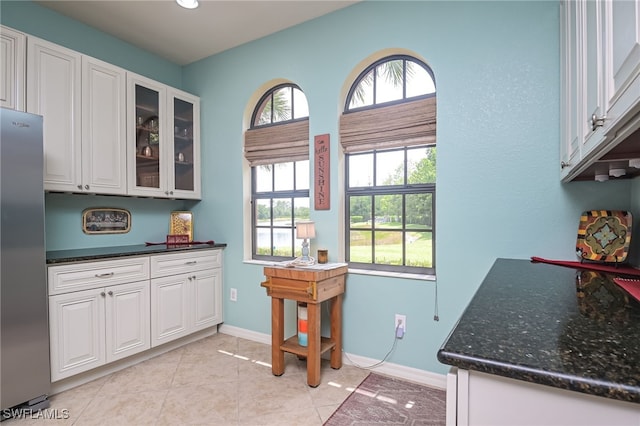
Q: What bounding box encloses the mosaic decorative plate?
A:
[576,210,632,263]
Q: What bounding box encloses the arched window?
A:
[244,84,310,260]
[341,55,436,275]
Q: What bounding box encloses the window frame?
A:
[251,161,310,262]
[248,83,311,262]
[345,146,436,275]
[343,55,436,275]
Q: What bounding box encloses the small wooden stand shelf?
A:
[261,263,347,387]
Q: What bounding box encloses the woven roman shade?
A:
[339,96,436,153]
[244,119,310,166]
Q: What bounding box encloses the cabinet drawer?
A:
[151,250,221,278]
[48,257,150,295]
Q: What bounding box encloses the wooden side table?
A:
[260,263,347,387]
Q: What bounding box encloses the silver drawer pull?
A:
[95,272,115,278]
[185,261,197,265]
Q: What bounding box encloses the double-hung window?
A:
[244,84,310,261]
[340,55,437,275]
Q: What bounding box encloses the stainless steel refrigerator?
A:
[1,108,50,415]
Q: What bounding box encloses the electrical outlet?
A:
[230,288,237,302]
[395,314,406,336]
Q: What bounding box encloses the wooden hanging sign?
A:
[314,134,330,210]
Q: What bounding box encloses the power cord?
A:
[342,323,402,370]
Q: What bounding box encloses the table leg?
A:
[330,294,343,369]
[307,302,321,387]
[271,297,285,376]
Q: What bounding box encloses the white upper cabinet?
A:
[22,29,201,198]
[27,36,82,191]
[0,25,25,111]
[81,56,127,195]
[127,73,201,199]
[605,0,640,130]
[560,0,640,182]
[168,88,201,200]
[28,37,128,195]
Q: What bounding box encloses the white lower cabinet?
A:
[150,250,222,347]
[47,249,223,382]
[49,280,150,382]
[448,368,639,426]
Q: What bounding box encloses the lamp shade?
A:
[296,221,316,239]
[177,0,198,9]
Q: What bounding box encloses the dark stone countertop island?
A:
[47,242,227,264]
[437,258,640,404]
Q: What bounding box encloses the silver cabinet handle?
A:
[100,291,106,297]
[77,184,82,190]
[561,161,571,169]
[591,113,605,131]
[95,272,114,278]
[108,291,113,296]
[85,184,90,190]
[185,261,197,265]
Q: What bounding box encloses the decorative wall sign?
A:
[314,134,330,210]
[82,208,131,234]
[170,211,194,241]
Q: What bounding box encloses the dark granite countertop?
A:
[47,243,227,264]
[437,258,640,404]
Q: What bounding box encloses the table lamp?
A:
[296,221,316,263]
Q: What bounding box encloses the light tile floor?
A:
[9,333,370,425]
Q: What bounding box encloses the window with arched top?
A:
[244,83,311,260]
[341,55,436,275]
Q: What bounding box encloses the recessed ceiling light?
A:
[177,0,199,9]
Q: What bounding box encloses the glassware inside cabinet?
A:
[173,97,194,191]
[135,84,161,188]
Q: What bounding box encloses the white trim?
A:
[218,324,271,345]
[219,325,447,390]
[341,351,447,390]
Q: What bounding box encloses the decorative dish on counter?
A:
[576,210,632,264]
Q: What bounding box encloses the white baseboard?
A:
[219,324,271,345]
[218,324,447,390]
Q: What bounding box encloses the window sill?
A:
[245,259,436,282]
[348,268,436,282]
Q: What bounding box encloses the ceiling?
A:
[35,0,359,65]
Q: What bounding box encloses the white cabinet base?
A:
[449,369,640,426]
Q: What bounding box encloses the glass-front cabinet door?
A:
[127,73,167,197]
[168,89,200,199]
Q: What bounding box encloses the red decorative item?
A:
[314,134,330,210]
[613,278,640,302]
[166,234,190,246]
[531,256,640,277]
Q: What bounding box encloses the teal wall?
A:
[3,1,637,375]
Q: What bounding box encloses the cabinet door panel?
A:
[0,26,25,110]
[580,0,608,158]
[106,281,150,363]
[49,289,105,381]
[168,89,201,199]
[27,37,81,192]
[127,73,167,197]
[151,275,190,347]
[82,57,127,195]
[610,0,640,97]
[192,269,222,331]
